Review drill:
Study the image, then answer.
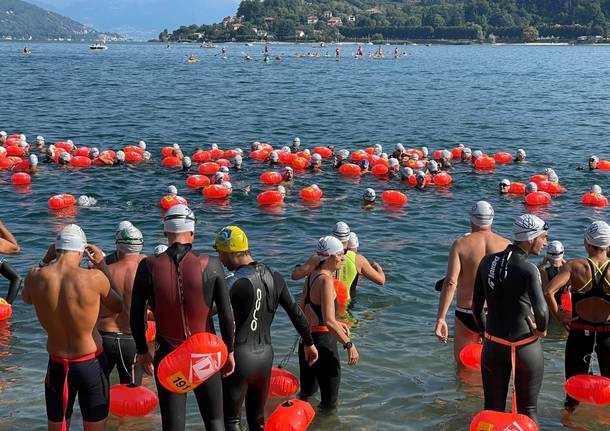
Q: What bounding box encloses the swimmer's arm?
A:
[320,279,350,345]
[471,262,486,334]
[97,268,123,313]
[544,264,572,324]
[538,265,549,290]
[436,242,460,322]
[0,221,19,254]
[208,257,235,353]
[0,261,21,304]
[131,260,152,354]
[357,254,385,285]
[528,267,549,335]
[276,273,314,346]
[291,254,319,281]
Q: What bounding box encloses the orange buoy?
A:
[529,174,547,184]
[203,185,229,199]
[537,181,564,194]
[125,151,143,163]
[257,191,284,206]
[124,145,144,155]
[433,150,445,160]
[265,399,315,431]
[48,194,76,210]
[146,321,156,343]
[597,160,610,171]
[250,150,270,160]
[433,172,452,186]
[260,172,283,185]
[292,157,309,170]
[313,147,332,158]
[296,151,312,161]
[470,410,538,431]
[70,156,92,168]
[54,141,74,152]
[199,162,220,175]
[260,143,274,152]
[11,172,31,185]
[372,164,389,177]
[186,175,210,189]
[525,191,551,206]
[474,156,496,170]
[216,158,230,168]
[11,159,30,172]
[210,148,224,159]
[508,182,526,195]
[161,156,182,167]
[269,368,299,398]
[451,147,463,159]
[0,298,12,320]
[157,332,227,393]
[74,147,91,157]
[560,289,572,315]
[161,147,175,157]
[339,163,361,176]
[6,146,25,157]
[109,384,158,417]
[582,193,608,208]
[300,185,323,201]
[160,195,188,210]
[565,375,610,405]
[351,150,368,162]
[369,155,388,167]
[459,343,482,370]
[0,158,16,169]
[278,152,292,164]
[381,190,408,206]
[193,150,211,162]
[406,159,425,169]
[494,152,513,164]
[334,279,348,306]
[223,149,239,159]
[364,147,375,155]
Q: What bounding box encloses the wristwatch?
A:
[343,341,353,350]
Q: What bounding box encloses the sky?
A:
[29,0,242,40]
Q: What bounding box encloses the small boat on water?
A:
[245,43,254,47]
[89,43,108,50]
[201,42,216,48]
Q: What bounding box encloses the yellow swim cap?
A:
[215,226,248,252]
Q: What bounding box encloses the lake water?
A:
[0,41,609,430]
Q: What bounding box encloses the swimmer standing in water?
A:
[0,220,21,304]
[435,201,511,361]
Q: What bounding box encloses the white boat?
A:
[245,43,254,47]
[89,43,107,50]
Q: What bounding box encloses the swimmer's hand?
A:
[222,352,235,378]
[435,318,449,343]
[339,321,350,337]
[303,344,319,366]
[85,244,105,269]
[526,317,547,338]
[371,262,383,272]
[136,352,154,376]
[347,344,359,366]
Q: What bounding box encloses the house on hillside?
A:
[327,17,343,27]
[307,15,319,25]
[347,15,356,22]
[232,23,242,31]
[323,11,332,19]
[366,8,382,14]
[222,16,238,27]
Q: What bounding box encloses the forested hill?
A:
[163,0,610,42]
[0,0,123,41]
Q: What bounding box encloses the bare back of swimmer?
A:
[435,201,510,361]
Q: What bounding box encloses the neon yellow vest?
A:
[336,251,357,301]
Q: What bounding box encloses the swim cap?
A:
[0,147,5,155]
[182,156,192,168]
[363,188,376,202]
[59,152,71,162]
[472,150,483,159]
[359,159,370,169]
[548,171,559,183]
[592,184,603,194]
[90,148,100,158]
[116,150,125,161]
[19,140,28,148]
[442,149,451,159]
[525,182,538,194]
[463,148,472,155]
[116,225,144,254]
[19,134,26,142]
[0,131,6,137]
[339,149,349,159]
[517,149,526,157]
[116,221,133,232]
[215,225,248,252]
[167,185,178,195]
[292,137,300,146]
[29,154,38,166]
[470,201,494,227]
[416,170,425,179]
[252,142,262,151]
[500,179,511,186]
[138,140,146,150]
[585,221,610,248]
[381,153,388,160]
[348,232,359,250]
[395,143,405,151]
[154,244,168,256]
[233,155,242,165]
[67,139,73,146]
[590,155,599,162]
[373,144,382,154]
[55,224,87,253]
[316,236,344,261]
[277,185,286,196]
[211,143,218,150]
[410,153,419,161]
[427,160,439,172]
[547,240,564,260]
[213,172,224,183]
[389,158,399,167]
[281,146,291,154]
[36,135,44,142]
[143,151,151,160]
[77,195,96,207]
[235,148,244,156]
[163,204,196,233]
[270,151,279,161]
[421,147,429,157]
[513,214,548,241]
[222,181,232,191]
[458,144,465,148]
[219,166,229,173]
[172,143,180,150]
[332,221,351,242]
[283,166,293,173]
[312,153,322,162]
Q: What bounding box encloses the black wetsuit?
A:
[223,262,313,431]
[130,243,234,431]
[564,259,610,408]
[0,257,21,304]
[473,244,548,423]
[298,273,341,409]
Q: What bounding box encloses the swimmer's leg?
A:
[222,366,247,431]
[0,260,21,304]
[46,358,77,431]
[481,340,511,412]
[564,329,594,409]
[75,355,109,430]
[316,334,341,409]
[514,340,544,422]
[116,336,137,384]
[453,316,481,362]
[155,343,187,430]
[298,341,319,401]
[194,373,224,431]
[244,346,272,431]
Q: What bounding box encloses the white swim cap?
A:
[472,150,483,159]
[55,224,87,253]
[222,181,232,191]
[283,166,293,173]
[312,153,322,162]
[401,167,413,177]
[470,201,494,227]
[29,154,38,166]
[163,204,196,233]
[19,140,28,148]
[548,171,559,183]
[143,151,151,160]
[421,146,429,157]
[90,148,99,158]
[251,142,261,151]
[338,149,349,159]
[36,135,44,142]
[590,155,599,162]
[513,214,548,241]
[463,148,472,155]
[281,146,291,154]
[348,232,359,250]
[277,185,286,196]
[373,144,382,153]
[154,244,168,256]
[270,151,279,161]
[517,149,526,157]
[500,178,511,186]
[381,152,388,160]
[592,184,603,194]
[395,143,405,151]
[67,139,73,145]
[172,143,180,150]
[363,188,376,202]
[585,221,610,248]
[442,150,451,159]
[168,185,178,195]
[138,140,146,150]
[233,155,242,165]
[525,182,538,194]
[116,224,144,254]
[212,172,225,184]
[458,144,465,148]
[547,240,564,260]
[116,150,125,161]
[427,160,439,172]
[292,137,300,146]
[410,153,419,161]
[389,158,399,167]
[211,143,219,150]
[77,195,91,207]
[0,131,6,137]
[316,236,344,261]
[116,220,133,232]
[59,152,71,162]
[0,147,6,155]
[332,221,351,242]
[182,156,192,168]
[235,148,244,156]
[19,134,26,142]
[219,166,229,174]
[416,170,426,179]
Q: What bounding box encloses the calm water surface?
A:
[0,42,609,430]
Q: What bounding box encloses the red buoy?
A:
[381,190,408,206]
[70,156,92,168]
[161,147,175,157]
[48,194,76,210]
[160,195,188,210]
[300,185,323,201]
[459,343,482,370]
[565,375,610,405]
[508,182,526,195]
[372,164,389,177]
[257,191,284,206]
[124,151,143,163]
[292,157,309,170]
[582,193,608,208]
[109,384,158,417]
[525,191,551,206]
[334,279,348,306]
[11,172,31,185]
[203,185,229,199]
[313,147,332,158]
[474,157,496,170]
[350,150,368,162]
[494,152,513,164]
[433,172,452,186]
[339,163,361,176]
[0,298,12,321]
[597,160,610,171]
[269,368,299,398]
[199,162,220,176]
[193,150,211,162]
[186,175,210,189]
[161,156,182,168]
[265,399,315,431]
[250,150,270,160]
[261,172,283,185]
[470,410,538,431]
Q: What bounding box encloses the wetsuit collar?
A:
[166,242,192,263]
[511,242,529,256]
[235,260,256,271]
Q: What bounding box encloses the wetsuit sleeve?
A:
[130,259,152,354]
[472,259,487,335]
[275,273,314,346]
[205,257,235,353]
[0,260,21,304]
[527,265,549,333]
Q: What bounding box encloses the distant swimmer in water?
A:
[545,221,610,411]
[23,46,31,55]
[179,156,192,173]
[35,135,46,151]
[27,154,39,174]
[538,240,568,307]
[473,214,549,423]
[23,225,123,431]
[77,195,98,208]
[232,154,243,171]
[282,166,294,183]
[415,170,427,190]
[461,147,472,162]
[268,151,280,165]
[499,178,510,194]
[515,148,527,163]
[310,153,323,173]
[388,158,400,179]
[221,47,227,57]
[335,47,340,60]
[0,220,21,305]
[188,53,197,62]
[332,149,350,169]
[362,188,376,208]
[359,159,370,174]
[291,137,301,153]
[435,201,511,361]
[245,55,253,61]
[588,155,599,170]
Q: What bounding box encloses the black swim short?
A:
[455,309,479,333]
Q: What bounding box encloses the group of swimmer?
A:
[435,201,610,424]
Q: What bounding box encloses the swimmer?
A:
[23,225,123,431]
[392,143,405,160]
[347,232,359,252]
[472,150,483,163]
[310,153,322,173]
[373,144,383,157]
[544,168,559,183]
[89,147,100,160]
[333,150,350,169]
[421,146,429,161]
[138,140,146,151]
[399,167,413,181]
[215,226,318,430]
[298,236,358,409]
[388,158,400,178]
[130,205,235,431]
[439,149,452,170]
[359,159,370,174]
[415,171,427,190]
[291,137,301,153]
[461,147,472,162]
[0,220,21,304]
[499,179,510,194]
[58,151,71,166]
[515,148,527,163]
[251,142,262,152]
[268,151,280,165]
[77,195,98,207]
[435,201,511,361]
[282,166,294,182]
[28,154,39,173]
[538,240,568,308]
[181,156,192,173]
[222,181,233,196]
[545,221,610,411]
[427,160,439,176]
[167,185,178,196]
[114,150,126,166]
[232,155,242,171]
[212,172,225,185]
[473,214,549,423]
[588,155,599,170]
[98,224,145,385]
[0,131,6,144]
[105,221,135,265]
[142,151,152,162]
[35,136,45,151]
[362,188,376,208]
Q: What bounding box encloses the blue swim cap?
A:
[359,159,370,169]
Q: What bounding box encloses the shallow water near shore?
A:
[1,41,610,430]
